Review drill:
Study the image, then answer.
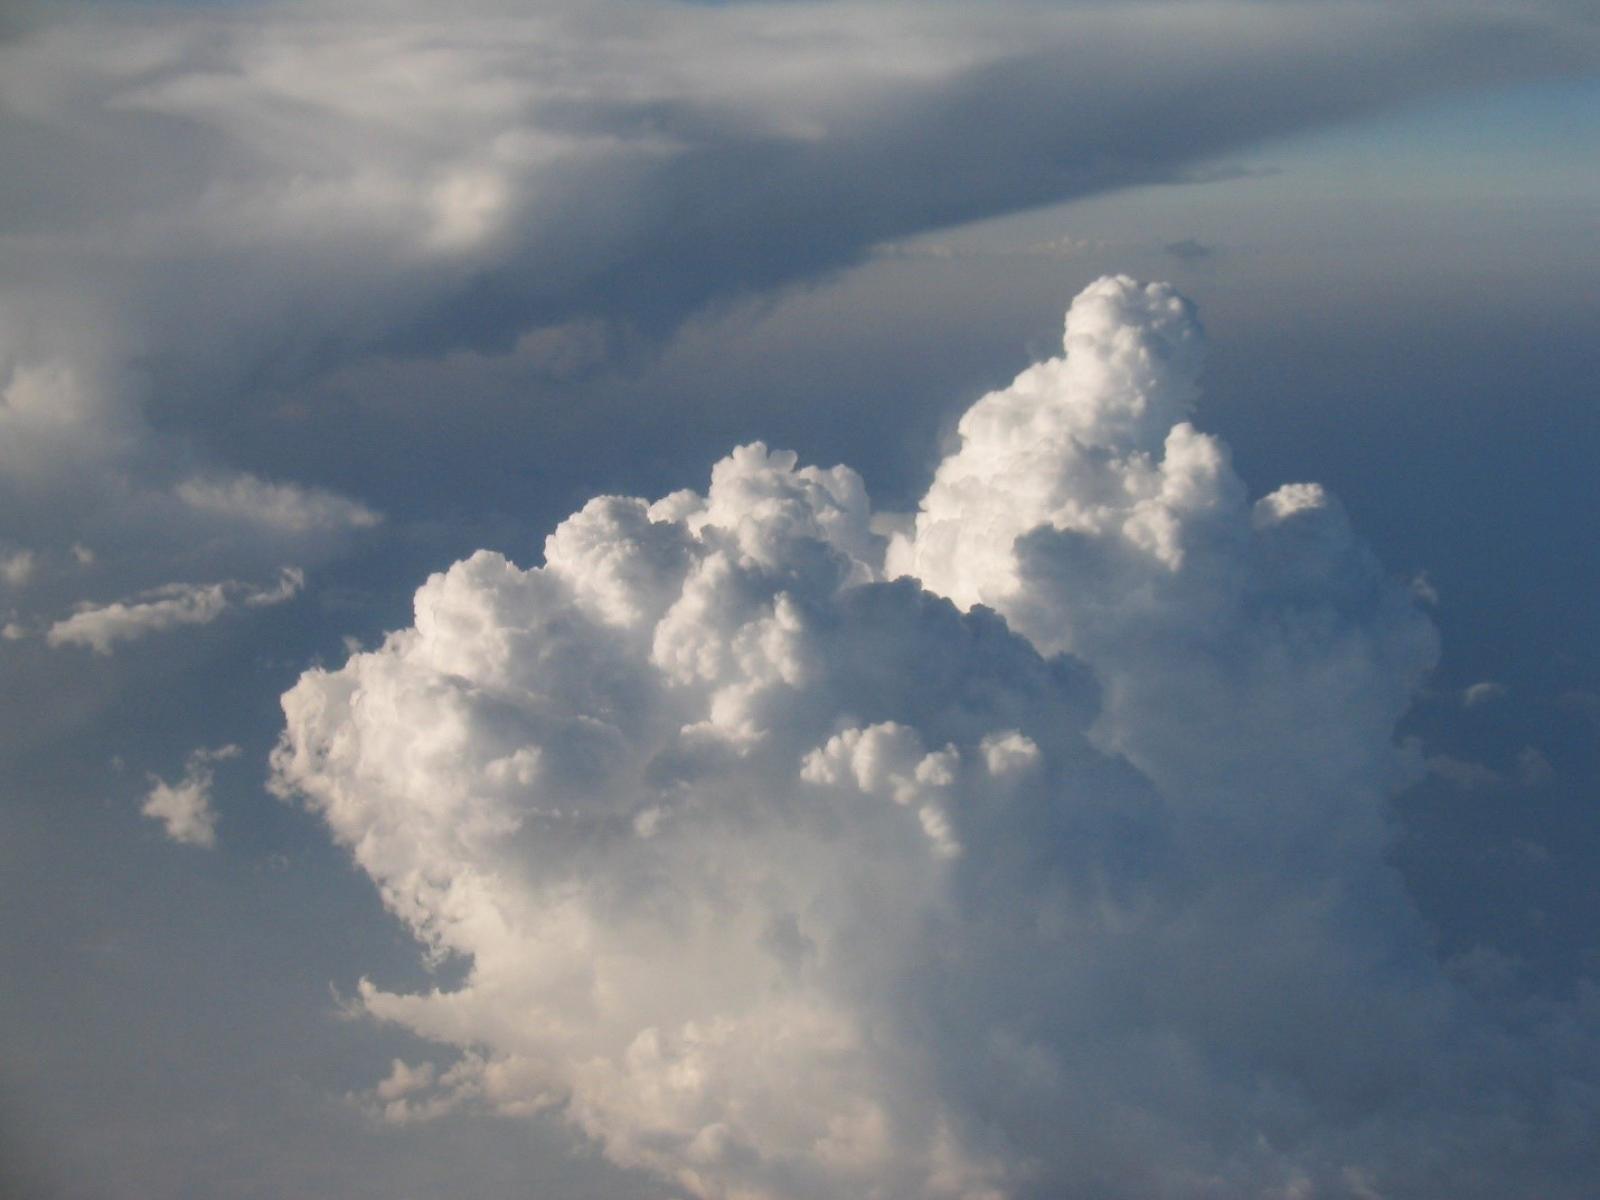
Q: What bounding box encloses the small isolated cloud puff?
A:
[1463,680,1507,707]
[1,549,35,588]
[275,279,1599,1199]
[142,744,239,849]
[46,567,303,654]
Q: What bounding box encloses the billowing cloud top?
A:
[274,279,1598,1199]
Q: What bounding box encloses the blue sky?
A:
[2,4,1598,1198]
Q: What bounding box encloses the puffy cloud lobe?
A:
[887,277,1209,606]
[800,722,964,859]
[890,278,1437,861]
[274,279,1599,1199]
[46,567,303,653]
[274,438,1140,1198]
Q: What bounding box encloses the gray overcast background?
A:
[1,1,1598,1197]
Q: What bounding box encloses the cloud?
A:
[0,349,370,648]
[1163,237,1215,262]
[1518,745,1555,786]
[176,475,380,537]
[1,548,34,588]
[46,567,303,654]
[1426,745,1554,791]
[872,234,1101,263]
[1019,234,1098,260]
[1427,752,1506,790]
[1,0,1593,614]
[886,277,1439,840]
[274,279,1600,1199]
[141,744,239,849]
[1463,680,1508,707]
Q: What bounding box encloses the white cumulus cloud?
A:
[273,279,1600,1199]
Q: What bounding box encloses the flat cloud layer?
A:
[274,279,1599,1199]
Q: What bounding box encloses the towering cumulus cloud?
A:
[274,279,1596,1199]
